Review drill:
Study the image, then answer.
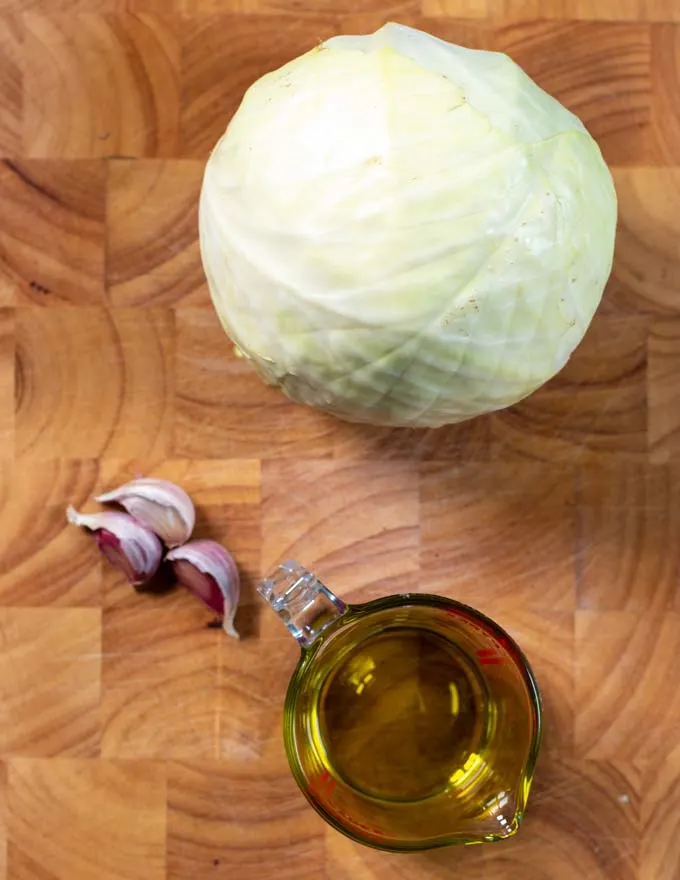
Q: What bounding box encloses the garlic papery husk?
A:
[95,478,195,548]
[166,540,240,638]
[66,506,163,586]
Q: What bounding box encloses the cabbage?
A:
[199,22,617,428]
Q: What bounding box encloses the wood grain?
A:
[491,314,648,462]
[24,14,180,159]
[16,307,173,459]
[575,611,680,761]
[421,462,577,609]
[179,15,336,158]
[0,609,101,756]
[175,308,338,459]
[0,17,21,158]
[1,2,680,877]
[133,0,417,15]
[262,459,420,599]
[331,413,491,460]
[422,0,487,17]
[651,24,680,163]
[648,322,680,461]
[0,460,101,606]
[610,169,680,315]
[0,310,13,461]
[0,761,6,880]
[107,159,206,306]
[485,605,575,753]
[167,757,325,880]
[0,160,106,305]
[641,757,680,880]
[101,601,222,759]
[576,465,680,610]
[425,0,680,21]
[493,21,656,165]
[7,759,166,880]
[1,1,122,11]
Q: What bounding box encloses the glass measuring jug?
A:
[259,562,542,853]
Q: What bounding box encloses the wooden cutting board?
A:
[0,2,678,879]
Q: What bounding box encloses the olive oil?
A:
[315,626,488,802]
[260,562,542,850]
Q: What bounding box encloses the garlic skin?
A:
[95,478,195,548]
[166,540,240,638]
[66,506,163,586]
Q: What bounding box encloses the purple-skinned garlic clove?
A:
[95,478,195,548]
[66,506,163,586]
[166,540,240,638]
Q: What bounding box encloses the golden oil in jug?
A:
[259,562,542,851]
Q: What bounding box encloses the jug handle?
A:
[258,561,347,648]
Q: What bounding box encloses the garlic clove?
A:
[66,506,163,586]
[166,540,240,638]
[95,478,195,548]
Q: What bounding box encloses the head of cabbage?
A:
[199,22,617,428]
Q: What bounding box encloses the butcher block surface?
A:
[0,1,679,878]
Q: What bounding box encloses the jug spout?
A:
[258,561,347,647]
